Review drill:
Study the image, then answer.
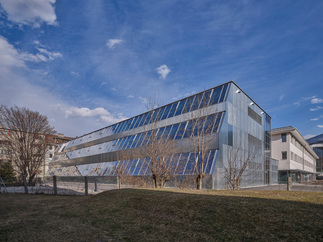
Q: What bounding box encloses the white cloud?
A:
[279,94,284,101]
[303,96,316,101]
[71,71,80,76]
[21,47,62,63]
[0,36,62,67]
[310,106,323,111]
[293,101,301,106]
[156,64,171,79]
[139,96,148,104]
[100,113,127,124]
[310,118,319,121]
[65,107,109,118]
[111,88,117,91]
[304,134,315,139]
[318,125,323,128]
[0,36,25,69]
[127,95,134,98]
[62,106,126,125]
[0,0,57,27]
[311,98,323,104]
[106,39,123,49]
[101,82,108,86]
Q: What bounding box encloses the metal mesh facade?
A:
[49,81,276,189]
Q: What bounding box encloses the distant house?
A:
[271,126,318,183]
[0,128,73,181]
[307,134,323,175]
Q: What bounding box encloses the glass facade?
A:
[313,147,323,173]
[49,81,276,189]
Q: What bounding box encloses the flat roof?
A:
[73,81,271,141]
[272,126,319,159]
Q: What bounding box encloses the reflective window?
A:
[146,112,154,126]
[117,121,127,133]
[160,104,172,120]
[133,159,142,175]
[151,109,160,123]
[183,96,194,114]
[156,106,167,122]
[177,153,189,174]
[212,112,223,133]
[199,89,212,109]
[175,99,187,116]
[185,153,196,175]
[282,151,287,160]
[125,118,135,131]
[204,150,216,174]
[168,123,179,140]
[133,115,143,129]
[129,159,138,174]
[127,116,137,130]
[281,133,287,142]
[162,125,172,139]
[219,83,228,103]
[183,120,194,138]
[190,93,203,112]
[209,86,222,105]
[167,102,179,119]
[136,114,146,128]
[156,127,166,139]
[175,122,187,140]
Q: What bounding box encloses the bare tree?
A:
[184,92,220,190]
[139,134,178,188]
[115,150,132,189]
[139,98,179,188]
[0,105,55,185]
[223,146,256,190]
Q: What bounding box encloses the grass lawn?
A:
[0,189,322,241]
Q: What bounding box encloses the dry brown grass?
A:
[0,189,322,241]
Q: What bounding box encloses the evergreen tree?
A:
[0,162,16,184]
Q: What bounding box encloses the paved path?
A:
[241,183,323,192]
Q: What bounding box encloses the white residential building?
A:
[271,126,318,183]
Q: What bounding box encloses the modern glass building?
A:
[307,134,323,174]
[49,81,278,189]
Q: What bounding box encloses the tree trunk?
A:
[118,176,122,189]
[28,174,35,185]
[199,176,203,190]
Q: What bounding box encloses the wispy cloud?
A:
[71,71,80,76]
[0,36,25,69]
[310,118,318,121]
[0,0,57,27]
[127,95,134,98]
[318,125,323,128]
[139,96,148,104]
[106,39,123,49]
[65,107,109,118]
[311,97,323,104]
[303,96,316,101]
[101,82,108,86]
[156,64,171,79]
[304,134,315,139]
[111,88,117,91]
[279,94,284,101]
[293,101,301,106]
[310,106,323,111]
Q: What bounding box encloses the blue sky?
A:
[0,0,322,138]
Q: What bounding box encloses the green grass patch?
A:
[0,189,322,241]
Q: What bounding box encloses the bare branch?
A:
[0,105,55,185]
